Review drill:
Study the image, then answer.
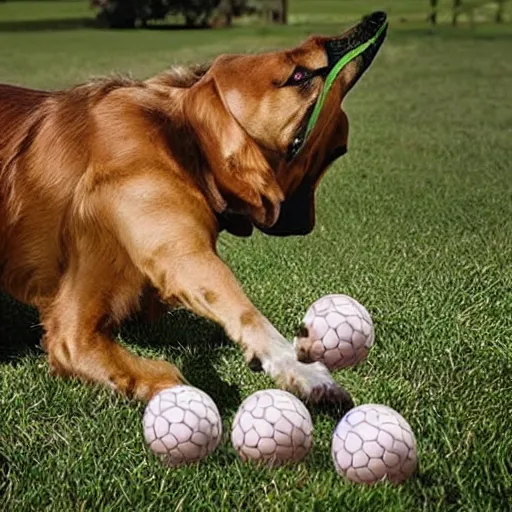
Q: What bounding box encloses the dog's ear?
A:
[184,76,283,227]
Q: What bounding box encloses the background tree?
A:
[93,0,289,28]
[175,0,220,27]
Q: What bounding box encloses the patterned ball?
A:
[143,386,222,467]
[296,294,374,370]
[231,390,313,466]
[332,404,417,485]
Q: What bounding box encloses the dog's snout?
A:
[359,11,388,38]
[364,11,387,27]
[324,10,387,68]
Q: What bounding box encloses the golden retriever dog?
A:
[0,13,387,407]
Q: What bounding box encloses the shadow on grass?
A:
[1,15,510,42]
[120,307,242,412]
[0,293,42,364]
[144,23,211,31]
[0,292,240,408]
[0,18,214,33]
[0,18,98,32]
[0,295,357,423]
[0,294,357,419]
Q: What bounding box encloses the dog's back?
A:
[0,78,177,306]
[0,85,51,200]
[0,84,89,304]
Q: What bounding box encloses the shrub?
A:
[93,0,259,28]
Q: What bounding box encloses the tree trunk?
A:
[185,13,196,27]
[495,0,505,23]
[452,0,462,26]
[429,0,439,25]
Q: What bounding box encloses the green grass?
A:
[1,1,512,511]
[0,0,92,22]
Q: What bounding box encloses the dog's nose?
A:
[363,11,387,28]
[359,11,388,38]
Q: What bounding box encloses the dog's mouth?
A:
[285,11,388,163]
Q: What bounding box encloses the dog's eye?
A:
[285,67,312,86]
[292,70,306,82]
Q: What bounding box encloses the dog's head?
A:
[184,12,387,236]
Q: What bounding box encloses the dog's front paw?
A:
[269,356,354,410]
[254,327,354,410]
[294,361,354,410]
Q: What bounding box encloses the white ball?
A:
[231,389,313,466]
[143,385,222,467]
[332,404,417,485]
[298,294,374,370]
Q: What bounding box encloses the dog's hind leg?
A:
[42,254,185,401]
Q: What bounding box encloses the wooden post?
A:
[452,0,462,26]
[281,0,288,24]
[429,0,439,25]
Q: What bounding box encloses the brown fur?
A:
[0,26,376,404]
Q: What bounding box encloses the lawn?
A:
[1,1,511,511]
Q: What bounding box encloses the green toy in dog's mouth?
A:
[286,13,388,162]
